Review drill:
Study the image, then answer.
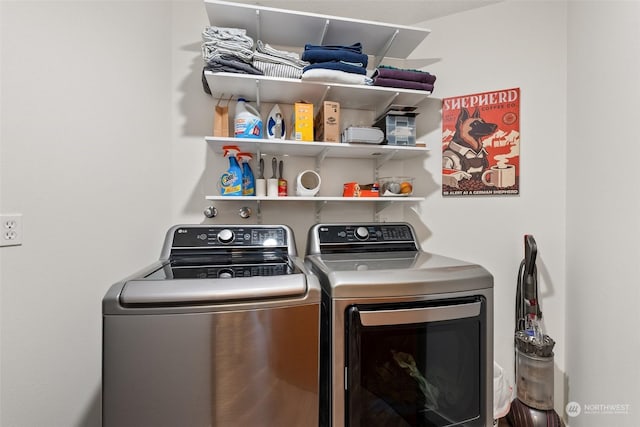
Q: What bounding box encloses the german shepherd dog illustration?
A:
[443,108,498,177]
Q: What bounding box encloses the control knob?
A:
[354,226,369,241]
[217,229,235,244]
[218,268,234,279]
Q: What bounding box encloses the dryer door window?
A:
[345,297,486,427]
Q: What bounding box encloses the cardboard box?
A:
[342,182,379,197]
[293,102,314,141]
[213,103,230,137]
[314,101,340,142]
[373,113,418,146]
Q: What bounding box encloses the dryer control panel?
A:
[307,223,418,254]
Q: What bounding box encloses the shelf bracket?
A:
[254,79,261,108]
[318,19,330,45]
[316,147,329,171]
[255,9,262,44]
[373,29,400,69]
[375,201,392,214]
[378,92,400,118]
[374,201,393,222]
[375,149,399,170]
[315,200,328,222]
[318,85,332,108]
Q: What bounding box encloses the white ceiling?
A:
[221,0,502,25]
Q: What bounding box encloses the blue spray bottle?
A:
[237,152,256,196]
[219,145,243,196]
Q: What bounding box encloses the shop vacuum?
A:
[506,235,565,427]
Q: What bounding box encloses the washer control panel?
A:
[171,263,291,279]
[171,226,287,248]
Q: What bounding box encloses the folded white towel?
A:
[256,40,308,67]
[301,68,369,85]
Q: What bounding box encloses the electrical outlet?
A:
[1,214,23,247]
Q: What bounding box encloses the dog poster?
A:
[442,88,520,196]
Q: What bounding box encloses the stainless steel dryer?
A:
[103,224,321,427]
[305,223,494,427]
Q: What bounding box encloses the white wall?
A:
[419,0,568,415]
[565,1,640,426]
[0,2,174,426]
[0,1,636,426]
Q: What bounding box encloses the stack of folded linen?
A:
[201,26,262,76]
[252,40,309,79]
[371,65,436,92]
[300,43,372,85]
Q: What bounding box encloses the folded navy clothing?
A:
[303,61,367,75]
[373,66,436,84]
[302,49,368,67]
[373,77,434,92]
[304,42,363,53]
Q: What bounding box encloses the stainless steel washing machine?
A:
[103,224,321,427]
[305,223,493,427]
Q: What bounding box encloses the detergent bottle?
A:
[234,98,263,139]
[238,152,256,196]
[219,145,243,196]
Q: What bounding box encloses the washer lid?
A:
[119,273,308,306]
[306,251,493,298]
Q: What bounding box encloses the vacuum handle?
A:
[524,234,537,277]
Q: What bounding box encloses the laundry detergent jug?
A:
[234,98,262,139]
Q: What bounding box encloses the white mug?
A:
[295,170,321,196]
[482,165,516,188]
